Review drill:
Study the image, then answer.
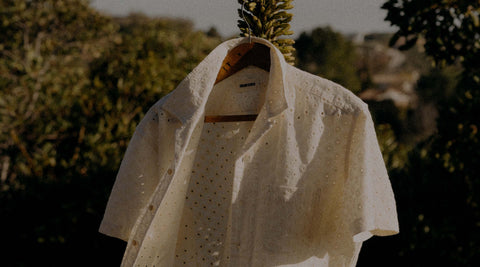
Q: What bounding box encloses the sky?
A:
[90,0,396,37]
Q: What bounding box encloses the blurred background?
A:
[0,0,479,266]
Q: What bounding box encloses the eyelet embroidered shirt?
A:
[99,37,399,267]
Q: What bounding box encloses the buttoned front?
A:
[99,37,399,266]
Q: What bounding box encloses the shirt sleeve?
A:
[99,109,164,242]
[344,107,399,243]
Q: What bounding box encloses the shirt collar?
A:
[162,37,291,124]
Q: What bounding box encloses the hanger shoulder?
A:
[215,43,270,84]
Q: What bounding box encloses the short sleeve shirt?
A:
[99,37,399,267]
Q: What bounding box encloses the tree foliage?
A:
[0,2,220,185]
[0,0,117,185]
[295,26,362,94]
[362,0,480,265]
[237,0,296,64]
[383,0,480,69]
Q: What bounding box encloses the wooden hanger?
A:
[215,42,270,84]
[204,42,271,123]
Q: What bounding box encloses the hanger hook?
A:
[241,0,252,43]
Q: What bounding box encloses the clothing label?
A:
[239,82,256,88]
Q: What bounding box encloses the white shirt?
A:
[99,37,399,267]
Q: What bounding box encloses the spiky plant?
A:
[237,0,296,64]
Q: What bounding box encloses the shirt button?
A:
[148,205,154,211]
[132,240,138,246]
[167,169,173,175]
